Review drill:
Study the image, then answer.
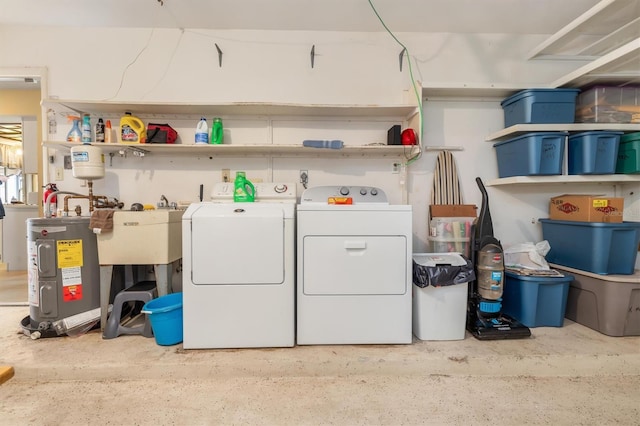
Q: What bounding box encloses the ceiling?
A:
[0,0,604,34]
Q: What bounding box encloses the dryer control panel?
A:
[300,186,388,204]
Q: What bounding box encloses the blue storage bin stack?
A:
[568,131,623,174]
[496,88,581,178]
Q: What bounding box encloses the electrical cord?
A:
[366,0,424,165]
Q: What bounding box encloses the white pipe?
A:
[44,190,84,218]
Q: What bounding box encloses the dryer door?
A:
[302,235,407,295]
[190,204,285,285]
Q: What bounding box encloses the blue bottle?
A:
[81,114,92,143]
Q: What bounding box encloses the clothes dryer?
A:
[297,185,412,345]
[182,182,296,349]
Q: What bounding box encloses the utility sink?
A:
[96,209,184,265]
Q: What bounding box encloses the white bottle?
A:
[195,117,209,144]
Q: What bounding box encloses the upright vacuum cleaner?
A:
[467,177,531,340]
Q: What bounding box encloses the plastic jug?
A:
[120,112,146,144]
[195,117,209,144]
[233,171,255,202]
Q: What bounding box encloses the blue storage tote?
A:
[493,132,566,178]
[539,219,640,275]
[616,132,640,174]
[502,271,574,327]
[501,88,580,127]
[568,131,622,175]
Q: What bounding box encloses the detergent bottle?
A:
[211,117,223,144]
[233,171,255,202]
[120,112,146,144]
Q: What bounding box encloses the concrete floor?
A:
[1,275,640,425]
[2,310,640,424]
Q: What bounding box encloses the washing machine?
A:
[297,185,413,345]
[182,182,296,349]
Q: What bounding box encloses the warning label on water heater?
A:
[62,267,83,302]
[56,239,83,269]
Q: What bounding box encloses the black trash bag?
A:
[413,256,475,288]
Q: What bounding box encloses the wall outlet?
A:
[55,167,64,180]
[392,162,401,173]
[299,170,308,183]
[221,168,230,182]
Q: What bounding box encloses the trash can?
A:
[412,253,475,341]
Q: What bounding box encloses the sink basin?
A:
[97,209,184,265]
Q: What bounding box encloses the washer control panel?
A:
[211,182,297,202]
[300,186,388,204]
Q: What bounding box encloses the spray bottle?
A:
[66,116,82,142]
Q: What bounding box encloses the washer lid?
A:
[190,204,287,285]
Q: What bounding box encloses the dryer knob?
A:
[339,186,350,196]
[274,184,287,193]
[359,188,368,196]
[370,188,378,196]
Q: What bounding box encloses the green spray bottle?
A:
[233,171,255,202]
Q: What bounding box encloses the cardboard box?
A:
[429,204,477,218]
[549,194,623,223]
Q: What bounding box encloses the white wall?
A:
[1,26,633,255]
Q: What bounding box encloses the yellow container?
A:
[119,112,146,144]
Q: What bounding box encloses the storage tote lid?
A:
[500,88,580,107]
[413,253,466,267]
[567,130,623,140]
[492,132,568,147]
[505,270,574,283]
[620,131,640,143]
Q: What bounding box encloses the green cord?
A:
[367,0,424,165]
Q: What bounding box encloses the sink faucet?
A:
[159,194,169,208]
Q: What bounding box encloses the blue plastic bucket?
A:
[142,292,183,346]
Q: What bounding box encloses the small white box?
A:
[97,209,184,265]
[412,253,469,341]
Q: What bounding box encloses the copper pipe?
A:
[63,181,110,216]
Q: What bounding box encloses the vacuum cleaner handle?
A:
[475,177,494,240]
